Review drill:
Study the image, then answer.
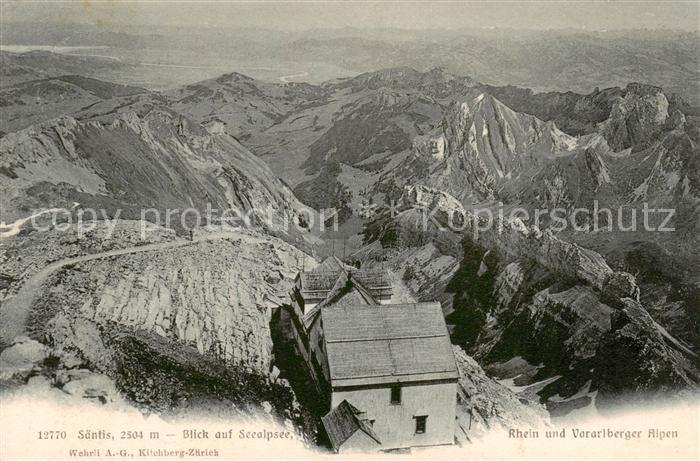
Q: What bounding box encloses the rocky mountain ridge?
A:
[359,184,698,415]
[0,108,310,235]
[386,93,578,203]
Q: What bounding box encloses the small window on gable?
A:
[390,385,401,404]
[415,415,427,434]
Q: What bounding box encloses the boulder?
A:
[601,271,640,307]
[60,369,120,404]
[261,401,273,414]
[0,336,48,379]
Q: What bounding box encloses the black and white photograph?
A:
[0,1,698,459]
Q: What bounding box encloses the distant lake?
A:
[0,44,356,88]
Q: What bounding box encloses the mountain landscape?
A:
[0,20,699,456]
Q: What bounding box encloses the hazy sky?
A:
[1,1,699,31]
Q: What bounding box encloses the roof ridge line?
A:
[326,333,446,343]
[324,301,440,309]
[332,369,458,381]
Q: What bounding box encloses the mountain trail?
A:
[0,232,239,345]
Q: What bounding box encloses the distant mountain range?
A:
[2,26,698,101]
[1,49,698,416]
[3,54,698,242]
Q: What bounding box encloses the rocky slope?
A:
[0,334,308,429]
[453,346,549,441]
[0,220,317,428]
[0,108,310,235]
[0,75,147,134]
[360,185,699,415]
[32,228,306,371]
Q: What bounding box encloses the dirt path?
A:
[0,233,237,345]
[0,203,80,239]
[387,269,418,303]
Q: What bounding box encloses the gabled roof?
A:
[299,271,340,294]
[303,273,378,330]
[321,400,381,451]
[299,266,392,299]
[322,302,458,387]
[351,269,392,291]
[303,304,323,330]
[313,256,351,273]
[323,272,379,308]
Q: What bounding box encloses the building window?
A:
[390,385,401,404]
[414,416,427,434]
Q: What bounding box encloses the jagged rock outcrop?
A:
[32,228,312,374]
[400,185,623,292]
[600,83,670,151]
[594,299,699,409]
[601,271,640,307]
[367,185,696,414]
[450,226,698,412]
[397,94,577,203]
[479,221,615,291]
[454,346,549,441]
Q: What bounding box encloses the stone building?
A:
[288,256,458,453]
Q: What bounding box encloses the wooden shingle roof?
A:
[300,271,340,293]
[321,400,381,451]
[313,256,351,273]
[303,274,378,330]
[350,269,392,291]
[299,264,391,299]
[322,302,458,387]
